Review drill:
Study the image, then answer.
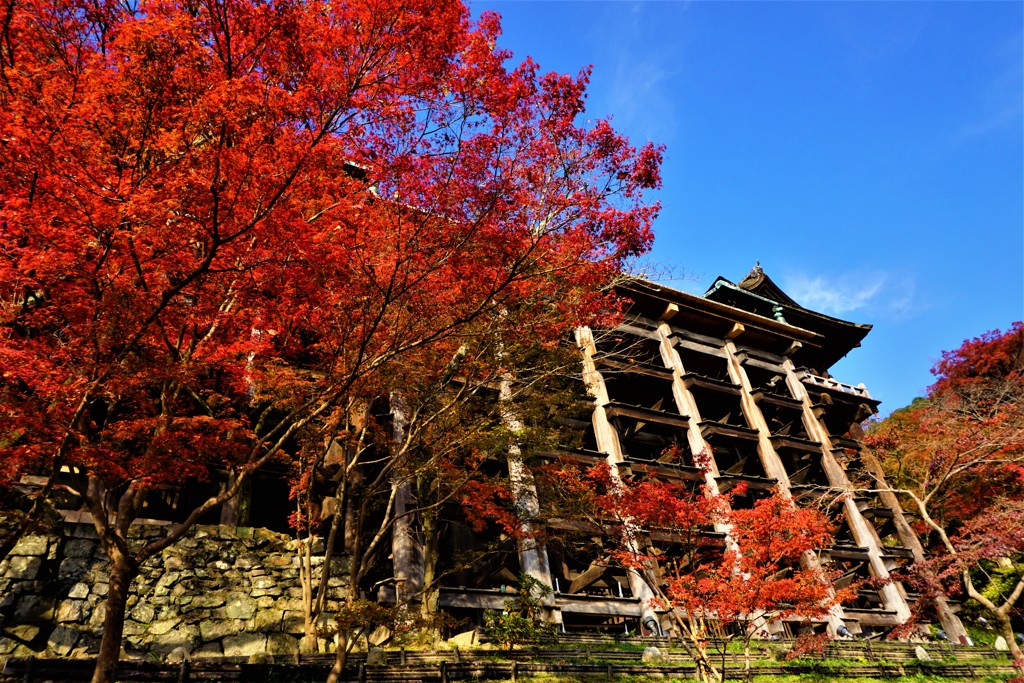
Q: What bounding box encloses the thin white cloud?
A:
[950,30,1023,148]
[784,273,882,315]
[781,271,918,320]
[590,4,683,144]
[608,60,672,136]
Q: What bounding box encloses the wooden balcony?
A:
[750,388,804,411]
[682,373,741,395]
[699,421,760,442]
[604,402,690,429]
[595,354,674,380]
[620,457,706,482]
[770,434,822,452]
[715,473,778,493]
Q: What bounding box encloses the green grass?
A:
[753,677,1012,683]
[475,676,1015,683]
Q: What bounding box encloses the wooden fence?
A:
[3,641,1017,682]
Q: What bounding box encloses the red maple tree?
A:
[557,464,841,683]
[710,495,845,681]
[0,0,662,679]
[865,322,1024,673]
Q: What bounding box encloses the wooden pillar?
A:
[576,326,660,630]
[859,450,968,642]
[722,342,792,486]
[654,324,729,505]
[722,341,848,634]
[390,393,424,604]
[783,361,912,624]
[499,378,559,622]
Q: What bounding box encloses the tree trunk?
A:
[684,615,721,683]
[650,582,720,683]
[326,628,350,683]
[344,471,362,554]
[993,611,1024,675]
[91,554,136,683]
[301,627,318,655]
[219,471,251,526]
[693,625,721,683]
[694,639,722,683]
[299,532,319,653]
[419,506,440,629]
[326,574,361,683]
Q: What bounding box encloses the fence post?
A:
[440,661,448,683]
[358,663,366,683]
[176,658,190,683]
[21,656,34,683]
[606,663,613,680]
[511,661,518,683]
[400,647,406,666]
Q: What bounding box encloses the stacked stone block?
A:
[0,523,348,661]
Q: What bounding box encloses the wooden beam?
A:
[568,562,608,594]
[556,597,644,617]
[783,340,803,357]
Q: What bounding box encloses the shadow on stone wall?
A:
[0,523,349,661]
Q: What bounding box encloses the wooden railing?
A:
[3,641,1016,682]
[797,371,872,399]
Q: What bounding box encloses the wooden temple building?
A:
[12,265,969,647]
[422,266,969,642]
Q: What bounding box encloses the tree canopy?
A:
[865,322,1024,672]
[549,463,842,683]
[0,0,662,679]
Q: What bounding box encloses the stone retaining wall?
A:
[0,523,348,661]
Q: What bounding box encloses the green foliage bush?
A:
[483,572,556,651]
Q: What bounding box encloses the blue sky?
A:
[472,0,1024,414]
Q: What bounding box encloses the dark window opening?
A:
[759,401,811,441]
[725,483,774,510]
[611,417,690,464]
[816,398,875,440]
[744,365,792,398]
[603,373,677,414]
[547,539,632,599]
[775,448,828,488]
[689,385,747,429]
[675,344,730,382]
[560,612,640,635]
[247,471,294,533]
[706,437,766,479]
[139,480,222,525]
[594,330,664,367]
[438,514,521,591]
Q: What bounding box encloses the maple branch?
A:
[0,0,15,92]
[79,478,136,568]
